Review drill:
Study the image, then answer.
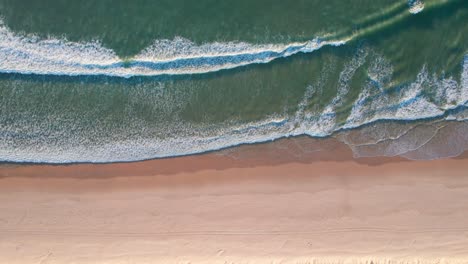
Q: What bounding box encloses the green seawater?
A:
[0,0,467,162]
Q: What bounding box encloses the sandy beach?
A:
[1,0,467,262]
[1,137,468,263]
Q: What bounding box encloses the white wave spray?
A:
[1,50,466,163]
[408,0,425,14]
[0,20,345,78]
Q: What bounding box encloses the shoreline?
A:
[0,136,414,180]
[1,117,467,166]
[0,138,468,264]
[2,135,468,263]
[1,1,467,262]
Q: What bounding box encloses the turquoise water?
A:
[0,0,467,163]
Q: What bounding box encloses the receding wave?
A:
[0,0,466,163]
[0,52,466,163]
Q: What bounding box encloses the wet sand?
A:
[1,137,468,263]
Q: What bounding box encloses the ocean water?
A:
[0,0,467,163]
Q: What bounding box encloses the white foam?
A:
[293,64,333,124]
[0,20,346,78]
[393,68,444,119]
[1,25,467,163]
[408,0,425,14]
[332,47,368,107]
[344,53,393,128]
[461,55,468,105]
[342,60,468,130]
[298,47,369,135]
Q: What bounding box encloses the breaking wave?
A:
[0,0,466,163]
[1,53,466,163]
[0,20,345,78]
[0,0,447,79]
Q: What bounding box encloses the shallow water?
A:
[0,0,467,163]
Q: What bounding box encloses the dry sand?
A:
[1,137,468,263]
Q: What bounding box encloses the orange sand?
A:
[1,137,468,263]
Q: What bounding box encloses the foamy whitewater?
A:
[1,49,466,163]
[0,5,467,163]
[408,0,425,14]
[0,0,427,79]
[0,20,345,78]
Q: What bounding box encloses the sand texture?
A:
[1,137,468,263]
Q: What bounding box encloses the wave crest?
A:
[0,21,345,78]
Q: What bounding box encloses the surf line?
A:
[0,24,346,78]
[0,0,451,78]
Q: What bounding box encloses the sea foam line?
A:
[0,21,345,78]
[0,0,446,79]
[1,56,466,164]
